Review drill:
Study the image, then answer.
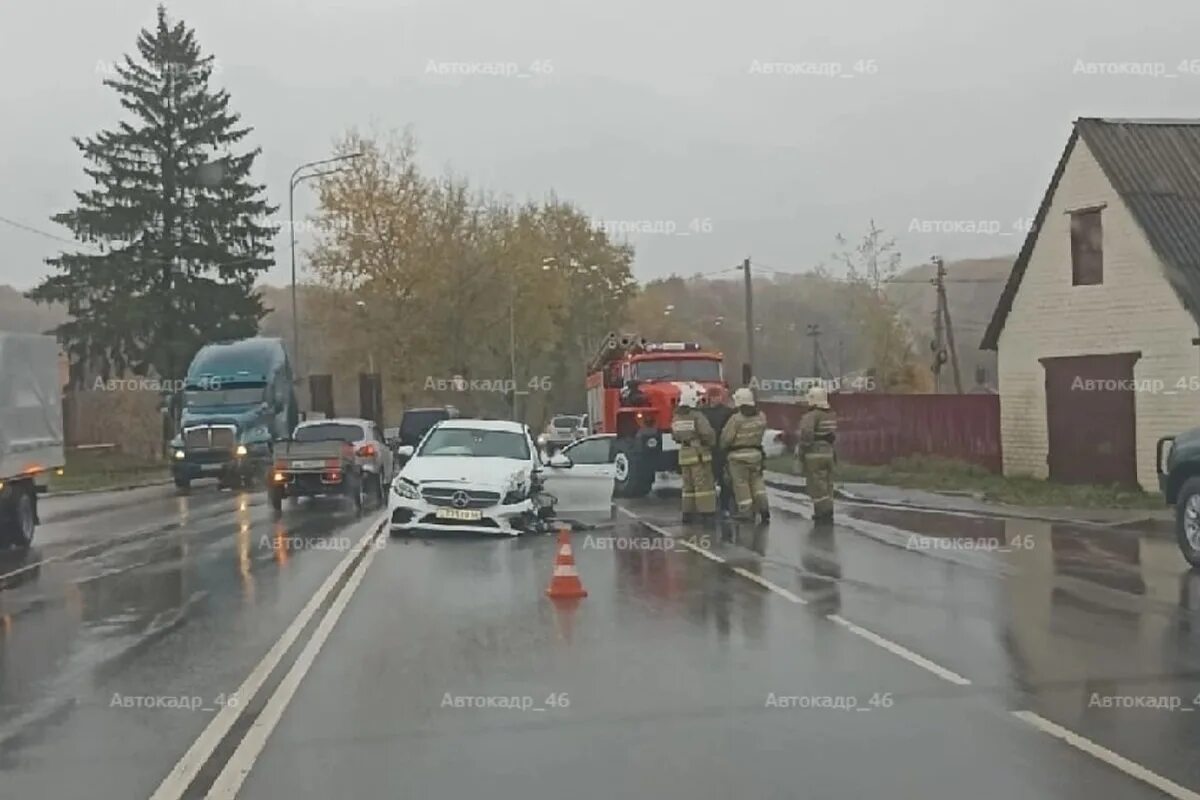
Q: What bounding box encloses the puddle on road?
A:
[843,504,1194,605]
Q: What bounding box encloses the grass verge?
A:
[765,454,1164,510]
[49,447,168,493]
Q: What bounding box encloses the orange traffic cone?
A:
[545,527,588,599]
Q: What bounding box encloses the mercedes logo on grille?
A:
[451,490,471,508]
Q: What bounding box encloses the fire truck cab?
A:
[585,333,729,497]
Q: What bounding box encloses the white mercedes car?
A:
[388,419,614,536]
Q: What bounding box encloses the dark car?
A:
[1158,428,1200,566]
[395,406,460,466]
[398,406,459,446]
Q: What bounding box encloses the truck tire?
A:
[613,438,653,498]
[0,483,36,548]
[1177,477,1200,567]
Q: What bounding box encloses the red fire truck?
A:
[585,332,730,496]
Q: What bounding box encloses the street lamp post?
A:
[354,300,376,375]
[288,152,363,376]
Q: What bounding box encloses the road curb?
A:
[48,477,173,498]
[763,470,1173,536]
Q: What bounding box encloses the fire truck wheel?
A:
[613,438,653,498]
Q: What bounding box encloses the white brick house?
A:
[982,118,1200,490]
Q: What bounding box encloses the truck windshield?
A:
[633,359,722,382]
[183,385,267,408]
[418,428,530,460]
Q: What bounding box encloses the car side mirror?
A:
[548,452,572,469]
[396,445,415,459]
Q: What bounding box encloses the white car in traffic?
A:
[388,419,614,536]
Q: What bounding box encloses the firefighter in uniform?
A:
[720,387,770,523]
[671,385,717,522]
[796,385,838,522]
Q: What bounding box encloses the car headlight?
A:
[235,444,248,457]
[174,450,185,460]
[392,479,421,500]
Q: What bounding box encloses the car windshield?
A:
[633,358,722,382]
[293,423,362,443]
[551,415,580,428]
[418,428,530,459]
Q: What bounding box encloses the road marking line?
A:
[207,517,385,799]
[827,615,971,686]
[616,507,726,563]
[1012,710,1200,800]
[618,504,967,686]
[148,513,385,800]
[731,566,806,604]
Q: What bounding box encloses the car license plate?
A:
[291,460,325,469]
[435,508,482,522]
[200,463,222,473]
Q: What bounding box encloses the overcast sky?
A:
[2,0,1199,290]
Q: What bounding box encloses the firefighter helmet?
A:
[732,387,755,407]
[678,385,700,408]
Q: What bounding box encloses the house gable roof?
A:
[981,118,1200,350]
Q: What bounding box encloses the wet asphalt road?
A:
[4,483,1200,798]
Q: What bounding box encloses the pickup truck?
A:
[268,438,363,514]
[0,333,65,547]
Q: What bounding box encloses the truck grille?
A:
[421,488,501,509]
[183,426,236,450]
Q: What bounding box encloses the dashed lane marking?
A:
[1013,711,1200,800]
[826,614,971,686]
[730,566,806,604]
[619,502,1200,797]
[618,505,966,685]
[617,507,725,563]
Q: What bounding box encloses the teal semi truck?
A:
[170,337,297,490]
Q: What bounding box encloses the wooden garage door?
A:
[1041,353,1139,486]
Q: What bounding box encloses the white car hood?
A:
[400,456,531,491]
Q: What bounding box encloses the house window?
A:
[1070,208,1103,285]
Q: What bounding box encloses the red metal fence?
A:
[760,393,1002,473]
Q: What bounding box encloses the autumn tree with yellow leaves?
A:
[304,130,636,423]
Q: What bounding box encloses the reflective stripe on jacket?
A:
[672,408,715,465]
[720,411,766,463]
[797,408,837,455]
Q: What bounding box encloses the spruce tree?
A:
[29,4,277,382]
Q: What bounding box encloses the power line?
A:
[751,259,1005,283]
[0,214,89,248]
[0,213,275,270]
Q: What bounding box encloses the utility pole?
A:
[509,288,518,421]
[932,256,963,393]
[930,308,944,392]
[806,324,822,378]
[742,257,754,385]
